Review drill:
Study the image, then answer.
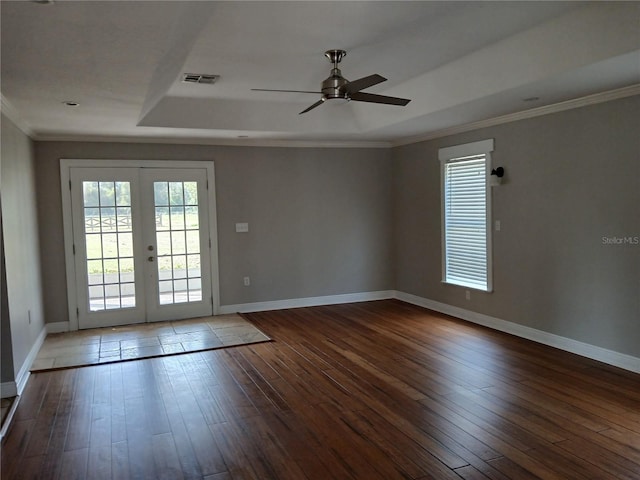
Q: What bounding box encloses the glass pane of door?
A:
[82,180,136,311]
[153,180,203,305]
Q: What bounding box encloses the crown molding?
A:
[31,133,391,149]
[392,84,640,147]
[0,95,33,137]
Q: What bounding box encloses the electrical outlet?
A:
[465,290,471,301]
[243,276,250,286]
[495,220,501,231]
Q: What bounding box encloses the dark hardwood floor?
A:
[2,300,639,479]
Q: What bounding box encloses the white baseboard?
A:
[46,321,70,334]
[219,289,639,373]
[14,326,47,396]
[1,381,17,398]
[395,291,640,374]
[219,290,395,315]
[0,391,21,441]
[2,325,58,441]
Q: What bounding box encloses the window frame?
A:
[439,139,494,292]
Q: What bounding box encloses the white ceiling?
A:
[1,1,639,147]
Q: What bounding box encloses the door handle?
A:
[148,256,154,262]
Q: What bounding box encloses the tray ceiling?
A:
[1,1,638,146]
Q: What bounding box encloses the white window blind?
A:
[442,153,491,291]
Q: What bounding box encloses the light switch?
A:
[235,222,249,233]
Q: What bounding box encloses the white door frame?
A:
[60,159,221,331]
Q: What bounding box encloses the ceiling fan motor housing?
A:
[321,68,350,101]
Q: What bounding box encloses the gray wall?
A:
[1,114,46,384]
[25,95,640,362]
[393,95,640,357]
[1,200,15,384]
[34,142,394,322]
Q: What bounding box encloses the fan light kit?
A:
[252,49,411,114]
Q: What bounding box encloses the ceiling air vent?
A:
[182,73,220,85]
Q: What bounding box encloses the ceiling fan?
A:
[252,49,411,114]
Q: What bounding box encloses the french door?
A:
[68,166,215,329]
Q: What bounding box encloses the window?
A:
[439,139,493,291]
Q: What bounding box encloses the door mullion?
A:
[139,167,158,323]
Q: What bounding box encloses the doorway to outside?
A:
[61,160,220,331]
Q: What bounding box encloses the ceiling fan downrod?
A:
[324,49,346,68]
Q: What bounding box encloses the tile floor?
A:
[31,313,270,372]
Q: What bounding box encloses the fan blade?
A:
[252,88,321,94]
[299,99,325,114]
[350,91,410,106]
[345,74,387,94]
